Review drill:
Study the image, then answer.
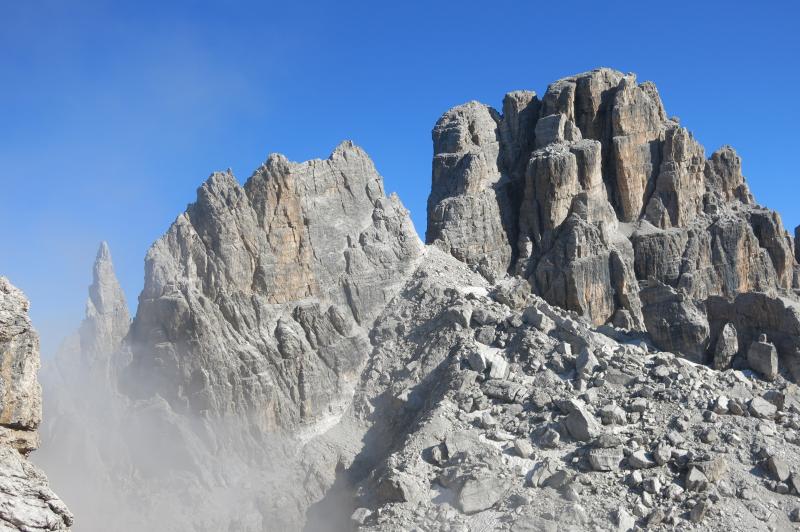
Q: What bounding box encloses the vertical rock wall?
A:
[426,68,798,365]
[0,277,72,530]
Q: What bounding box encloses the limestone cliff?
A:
[427,68,798,371]
[125,141,422,433]
[0,277,72,531]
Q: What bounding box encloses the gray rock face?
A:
[426,97,537,280]
[425,68,797,364]
[0,445,72,531]
[640,280,710,363]
[707,292,800,379]
[78,242,130,370]
[37,143,422,532]
[0,278,41,453]
[0,277,72,530]
[713,322,738,370]
[795,225,800,263]
[747,338,779,380]
[126,141,422,432]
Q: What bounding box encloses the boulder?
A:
[628,450,655,469]
[768,456,791,482]
[576,348,600,378]
[458,475,509,514]
[589,447,624,471]
[563,400,601,441]
[640,280,709,363]
[713,322,738,370]
[749,397,778,419]
[747,337,779,380]
[685,467,709,491]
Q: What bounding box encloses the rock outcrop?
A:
[125,141,422,433]
[426,67,797,370]
[35,244,133,531]
[78,242,130,371]
[0,279,41,455]
[0,277,72,531]
[39,144,424,531]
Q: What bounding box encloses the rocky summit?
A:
[16,68,800,531]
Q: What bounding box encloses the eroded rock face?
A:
[707,292,800,379]
[426,68,798,363]
[126,141,422,434]
[0,277,72,530]
[610,75,666,222]
[39,145,424,531]
[77,242,130,375]
[640,281,709,363]
[426,98,537,280]
[0,278,41,453]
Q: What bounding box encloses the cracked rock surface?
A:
[0,278,72,531]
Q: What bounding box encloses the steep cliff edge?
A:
[0,277,72,531]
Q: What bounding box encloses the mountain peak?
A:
[81,242,130,362]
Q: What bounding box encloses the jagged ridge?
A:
[32,68,800,532]
[426,67,799,375]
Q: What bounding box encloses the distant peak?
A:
[89,241,125,306]
[96,241,111,263]
[82,240,130,357]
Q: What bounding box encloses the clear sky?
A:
[2,0,798,355]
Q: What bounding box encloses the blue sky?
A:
[2,0,798,355]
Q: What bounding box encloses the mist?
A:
[27,236,366,531]
[34,334,350,532]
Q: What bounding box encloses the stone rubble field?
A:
[352,273,800,531]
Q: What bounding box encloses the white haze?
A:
[32,336,353,532]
